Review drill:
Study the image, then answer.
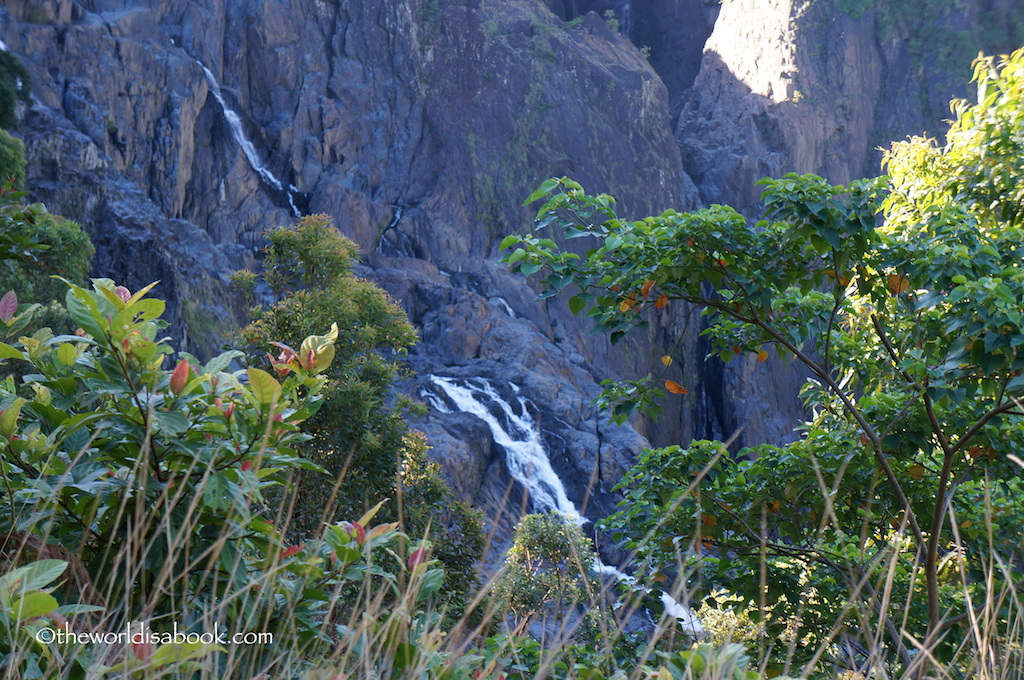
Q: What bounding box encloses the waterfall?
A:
[430,376,581,521]
[619,0,633,38]
[428,375,704,635]
[197,61,300,217]
[376,206,417,257]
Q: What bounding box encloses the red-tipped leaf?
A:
[170,358,189,395]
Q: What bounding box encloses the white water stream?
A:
[429,376,581,520]
[428,375,703,635]
[197,61,300,217]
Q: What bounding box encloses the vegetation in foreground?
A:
[503,48,1024,678]
[0,44,1022,680]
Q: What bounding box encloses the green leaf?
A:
[112,298,166,329]
[12,591,59,620]
[65,287,107,338]
[0,342,23,360]
[507,248,527,266]
[0,397,26,437]
[499,235,520,250]
[416,568,445,602]
[247,367,281,405]
[150,641,223,666]
[0,560,67,599]
[202,471,243,512]
[204,350,244,375]
[56,343,77,365]
[568,295,587,315]
[523,178,559,205]
[152,410,190,436]
[519,262,542,276]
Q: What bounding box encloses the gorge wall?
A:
[2,0,1023,548]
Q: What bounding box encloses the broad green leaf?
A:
[519,262,542,276]
[30,383,51,406]
[12,591,59,620]
[65,287,106,338]
[150,641,224,666]
[56,343,77,365]
[203,350,244,375]
[201,471,243,512]
[523,177,559,205]
[507,248,527,266]
[97,284,128,310]
[112,298,166,329]
[0,342,22,360]
[152,410,190,436]
[247,368,281,405]
[0,560,67,599]
[0,397,26,437]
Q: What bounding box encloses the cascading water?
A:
[429,376,581,521]
[197,61,300,217]
[428,375,703,635]
[376,206,417,257]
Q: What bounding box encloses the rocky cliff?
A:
[2,0,1023,550]
[1,0,685,549]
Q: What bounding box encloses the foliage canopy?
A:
[237,214,484,616]
[503,48,1024,676]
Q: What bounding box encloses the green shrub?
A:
[492,512,603,643]
[237,214,485,617]
[0,276,474,678]
[0,208,92,303]
[0,130,25,188]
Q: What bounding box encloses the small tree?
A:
[237,214,419,528]
[502,49,1024,676]
[0,130,25,188]
[237,214,484,614]
[493,512,601,643]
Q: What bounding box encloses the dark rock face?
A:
[0,0,686,552]
[4,0,1023,556]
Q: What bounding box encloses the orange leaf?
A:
[909,464,925,481]
[887,273,910,295]
[756,349,768,363]
[619,297,638,312]
[664,379,688,395]
[701,514,716,527]
[641,279,655,299]
[732,345,742,354]
[655,294,668,309]
[766,500,781,513]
